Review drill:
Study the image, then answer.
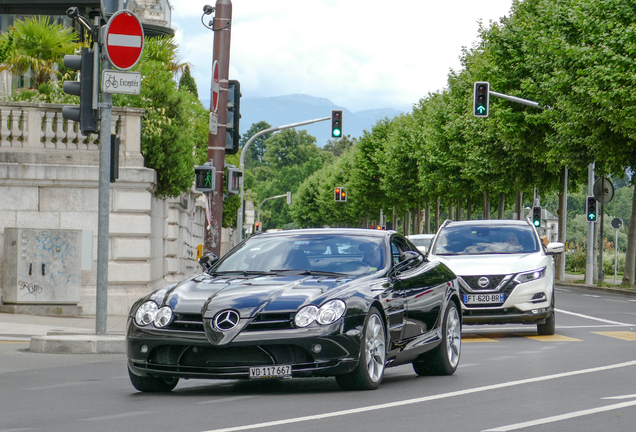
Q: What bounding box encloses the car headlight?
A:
[294,305,318,328]
[154,306,174,328]
[514,267,546,284]
[295,300,346,327]
[317,299,347,325]
[134,301,158,326]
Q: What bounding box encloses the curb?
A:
[556,282,636,297]
[29,334,125,354]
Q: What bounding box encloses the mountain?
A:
[201,94,405,147]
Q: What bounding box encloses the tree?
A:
[323,134,357,157]
[178,64,198,99]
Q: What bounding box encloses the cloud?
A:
[170,0,513,112]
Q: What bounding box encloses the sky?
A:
[170,0,515,113]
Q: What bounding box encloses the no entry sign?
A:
[104,10,144,71]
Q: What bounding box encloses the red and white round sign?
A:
[104,10,144,71]
[211,60,220,113]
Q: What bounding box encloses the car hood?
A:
[159,273,357,318]
[430,253,546,276]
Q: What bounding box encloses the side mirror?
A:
[545,242,565,255]
[199,253,218,271]
[394,250,423,274]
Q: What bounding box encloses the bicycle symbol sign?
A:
[101,69,142,95]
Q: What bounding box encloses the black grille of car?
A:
[147,344,313,369]
[244,313,295,331]
[460,275,507,291]
[166,313,205,332]
[460,279,519,309]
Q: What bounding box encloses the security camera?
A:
[203,5,215,15]
[66,7,79,18]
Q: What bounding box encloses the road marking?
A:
[555,308,631,326]
[25,382,86,391]
[558,325,632,329]
[198,396,259,404]
[80,411,153,421]
[593,331,636,341]
[583,294,601,298]
[462,334,498,343]
[523,334,582,342]
[482,400,636,431]
[0,340,29,344]
[602,394,636,400]
[199,361,636,432]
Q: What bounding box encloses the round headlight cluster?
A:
[294,300,346,328]
[134,301,174,328]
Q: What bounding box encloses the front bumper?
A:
[462,306,552,325]
[126,316,364,380]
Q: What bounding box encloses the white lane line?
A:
[199,360,636,432]
[198,396,259,405]
[557,324,632,329]
[555,308,632,326]
[583,294,601,298]
[482,400,636,431]
[602,394,636,400]
[25,382,86,391]
[80,411,153,421]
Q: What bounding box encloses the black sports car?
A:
[126,229,462,392]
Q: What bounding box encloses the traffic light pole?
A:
[237,116,330,239]
[205,0,232,257]
[256,193,291,231]
[585,163,596,285]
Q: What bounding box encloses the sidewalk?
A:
[0,312,128,354]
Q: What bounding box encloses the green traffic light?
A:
[333,128,341,137]
[533,220,540,227]
[588,213,596,221]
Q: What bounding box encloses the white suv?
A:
[428,219,564,335]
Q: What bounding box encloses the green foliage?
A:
[178,64,198,99]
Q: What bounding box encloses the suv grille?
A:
[460,275,507,291]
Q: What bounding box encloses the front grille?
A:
[148,344,313,369]
[167,313,205,332]
[244,313,295,331]
[460,275,507,291]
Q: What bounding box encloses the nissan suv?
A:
[427,219,564,335]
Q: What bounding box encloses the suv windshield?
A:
[214,234,387,276]
[433,225,539,255]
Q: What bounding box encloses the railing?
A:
[0,102,145,167]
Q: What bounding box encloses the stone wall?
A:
[0,102,206,316]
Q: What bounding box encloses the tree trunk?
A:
[425,197,430,234]
[515,190,523,220]
[467,198,472,221]
[435,197,440,232]
[483,193,489,220]
[622,188,636,285]
[448,204,454,222]
[456,198,462,221]
[498,192,505,219]
[416,204,421,235]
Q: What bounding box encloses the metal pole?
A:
[237,116,330,240]
[256,193,288,231]
[96,23,111,334]
[615,228,618,285]
[585,163,595,285]
[205,0,232,257]
[559,167,568,282]
[489,90,544,109]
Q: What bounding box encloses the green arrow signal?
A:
[476,105,486,114]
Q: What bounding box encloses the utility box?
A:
[3,228,82,304]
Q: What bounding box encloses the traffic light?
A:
[225,80,241,154]
[473,81,490,118]
[334,186,346,202]
[194,163,216,192]
[532,206,542,227]
[331,110,343,138]
[255,221,261,232]
[226,166,241,195]
[62,48,98,135]
[586,196,597,222]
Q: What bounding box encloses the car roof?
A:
[255,228,392,238]
[407,234,435,238]
[444,219,531,227]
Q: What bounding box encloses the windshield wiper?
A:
[269,270,347,277]
[211,270,277,276]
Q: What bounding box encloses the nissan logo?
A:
[214,310,240,331]
[478,277,490,288]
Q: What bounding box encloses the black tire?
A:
[537,291,556,336]
[537,311,556,336]
[128,366,179,393]
[413,302,461,376]
[336,307,386,391]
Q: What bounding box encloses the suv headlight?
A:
[295,300,346,327]
[514,267,546,284]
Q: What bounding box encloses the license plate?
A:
[249,365,292,379]
[463,293,505,304]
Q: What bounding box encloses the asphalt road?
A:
[1,285,635,432]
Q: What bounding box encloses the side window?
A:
[391,243,401,265]
[391,237,412,265]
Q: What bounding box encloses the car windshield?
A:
[433,225,539,255]
[410,237,433,248]
[214,234,387,276]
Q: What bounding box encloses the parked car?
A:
[127,228,462,392]
[407,233,436,254]
[427,219,564,335]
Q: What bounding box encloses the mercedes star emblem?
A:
[214,310,240,331]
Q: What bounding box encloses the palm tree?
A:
[0,16,78,88]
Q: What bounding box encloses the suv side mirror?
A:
[545,242,565,255]
[394,250,423,273]
[199,253,218,271]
